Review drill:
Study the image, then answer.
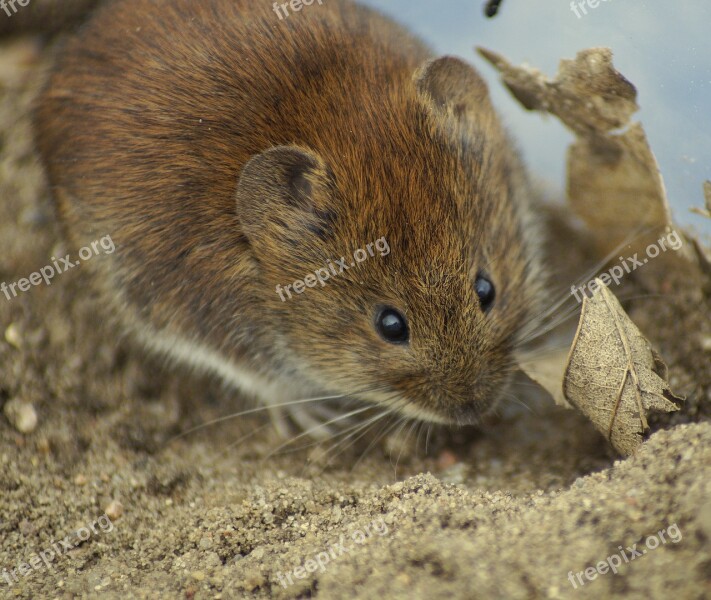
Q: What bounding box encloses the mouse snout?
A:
[442,375,504,425]
[394,356,510,426]
[450,388,501,425]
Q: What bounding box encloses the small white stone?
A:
[105,500,124,521]
[4,323,22,349]
[3,398,38,433]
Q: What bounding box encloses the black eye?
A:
[475,273,495,312]
[375,307,409,344]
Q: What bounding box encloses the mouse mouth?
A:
[393,401,455,426]
[398,397,500,427]
[447,395,502,426]
[417,379,512,426]
[361,387,501,427]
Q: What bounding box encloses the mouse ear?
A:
[414,56,492,120]
[235,145,336,250]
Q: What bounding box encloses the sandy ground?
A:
[0,22,710,600]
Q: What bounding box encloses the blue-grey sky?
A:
[360,0,711,235]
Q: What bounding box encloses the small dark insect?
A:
[484,0,504,18]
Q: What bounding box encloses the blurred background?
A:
[361,0,711,235]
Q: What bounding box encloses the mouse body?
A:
[35,0,544,433]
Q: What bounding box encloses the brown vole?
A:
[35,0,545,434]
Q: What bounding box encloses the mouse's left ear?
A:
[414,56,493,122]
[235,145,336,252]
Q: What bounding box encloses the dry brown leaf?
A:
[691,181,711,219]
[567,124,672,249]
[478,46,673,255]
[476,47,638,137]
[563,280,684,455]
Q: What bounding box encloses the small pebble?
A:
[105,500,124,521]
[74,474,88,486]
[4,323,22,349]
[3,398,38,433]
[199,536,213,550]
[396,573,411,585]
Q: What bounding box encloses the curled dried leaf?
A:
[563,280,684,455]
[567,123,673,249]
[476,47,638,138]
[478,46,673,255]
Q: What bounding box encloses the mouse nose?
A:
[440,367,505,425]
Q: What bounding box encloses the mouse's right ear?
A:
[414,55,493,123]
[235,145,336,252]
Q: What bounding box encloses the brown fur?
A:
[35,0,545,428]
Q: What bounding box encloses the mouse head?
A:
[236,56,544,426]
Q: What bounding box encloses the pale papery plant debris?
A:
[689,181,711,274]
[566,123,672,252]
[563,280,684,456]
[486,46,707,445]
[692,180,711,219]
[517,347,570,407]
[475,47,638,136]
[477,46,674,256]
